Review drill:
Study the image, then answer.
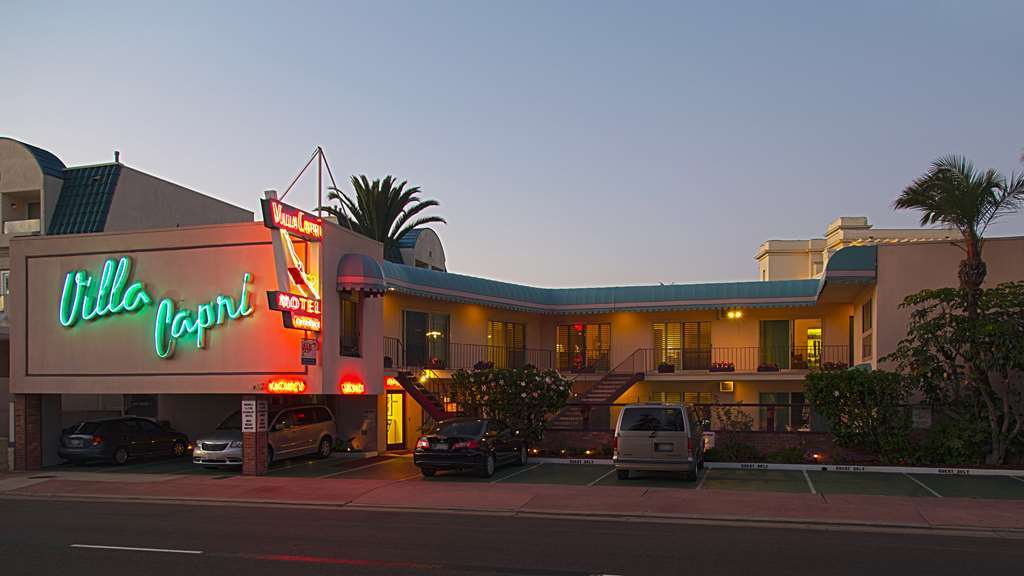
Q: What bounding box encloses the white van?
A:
[613,403,705,481]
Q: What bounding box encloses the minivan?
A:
[193,404,336,466]
[612,403,705,481]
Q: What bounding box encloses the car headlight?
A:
[229,441,243,448]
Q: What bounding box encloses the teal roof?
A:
[382,260,821,314]
[2,137,66,178]
[48,164,122,235]
[825,244,876,272]
[397,228,425,249]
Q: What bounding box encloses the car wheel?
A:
[421,467,436,477]
[172,440,187,457]
[684,469,698,482]
[616,469,629,480]
[517,445,528,466]
[317,437,332,459]
[479,454,496,478]
[113,448,129,466]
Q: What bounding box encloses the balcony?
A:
[383,337,555,371]
[645,345,850,374]
[3,218,41,236]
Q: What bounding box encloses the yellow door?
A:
[386,392,405,450]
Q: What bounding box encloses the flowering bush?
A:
[449,365,572,444]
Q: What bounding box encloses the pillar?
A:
[242,395,269,475]
[13,394,42,471]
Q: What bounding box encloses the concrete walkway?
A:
[3,470,1024,536]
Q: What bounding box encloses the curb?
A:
[706,462,1024,477]
[2,491,1021,539]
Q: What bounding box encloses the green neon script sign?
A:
[58,256,254,358]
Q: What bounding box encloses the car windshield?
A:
[432,420,485,438]
[621,408,685,432]
[217,411,242,430]
[67,421,101,435]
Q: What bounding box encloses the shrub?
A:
[705,439,760,462]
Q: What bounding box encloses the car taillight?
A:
[452,439,480,450]
[91,435,104,446]
[687,438,694,458]
[416,437,429,450]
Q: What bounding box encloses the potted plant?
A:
[473,360,494,371]
[657,362,675,373]
[757,362,780,372]
[427,356,447,370]
[791,355,808,370]
[821,361,849,371]
[710,361,735,372]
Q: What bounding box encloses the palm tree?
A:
[321,175,446,253]
[894,155,1024,318]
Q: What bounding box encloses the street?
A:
[0,498,1020,575]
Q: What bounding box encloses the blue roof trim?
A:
[48,164,122,235]
[382,260,821,314]
[2,137,66,178]
[397,228,425,249]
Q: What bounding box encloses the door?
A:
[386,392,405,450]
[289,407,318,454]
[404,311,428,367]
[118,419,149,456]
[616,407,657,460]
[135,418,172,454]
[491,421,517,462]
[270,411,299,456]
[760,320,791,369]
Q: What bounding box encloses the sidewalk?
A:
[3,470,1024,536]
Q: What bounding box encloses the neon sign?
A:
[284,312,321,332]
[58,256,254,359]
[385,377,403,390]
[261,199,323,241]
[340,380,366,395]
[267,291,322,315]
[265,378,307,394]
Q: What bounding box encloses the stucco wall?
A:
[104,167,252,232]
[875,236,1024,368]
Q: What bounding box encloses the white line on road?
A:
[317,458,398,479]
[802,470,817,495]
[904,473,942,498]
[491,463,542,484]
[587,467,618,487]
[695,470,708,490]
[70,544,203,555]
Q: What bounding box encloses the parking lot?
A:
[50,455,1024,500]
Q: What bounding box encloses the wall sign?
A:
[262,198,323,334]
[242,400,256,432]
[301,339,318,366]
[261,198,324,241]
[58,256,254,359]
[340,380,366,395]
[265,378,307,394]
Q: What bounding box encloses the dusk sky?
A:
[3,1,1022,287]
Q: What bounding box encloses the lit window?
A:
[340,291,361,357]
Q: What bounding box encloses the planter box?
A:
[657,365,675,373]
[757,365,780,372]
[710,366,735,373]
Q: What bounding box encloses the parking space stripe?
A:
[71,544,203,555]
[587,467,617,487]
[802,469,816,494]
[490,463,541,484]
[1012,476,1024,484]
[695,470,708,490]
[904,473,942,497]
[316,458,397,479]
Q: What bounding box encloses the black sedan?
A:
[59,417,189,465]
[413,418,528,478]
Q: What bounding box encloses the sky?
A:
[2,1,1022,287]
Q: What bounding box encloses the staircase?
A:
[547,350,647,430]
[393,371,450,422]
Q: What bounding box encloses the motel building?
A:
[5,138,1024,473]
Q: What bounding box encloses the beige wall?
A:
[10,223,314,394]
[875,237,1024,369]
[105,167,252,232]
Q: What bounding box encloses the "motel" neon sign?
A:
[58,256,254,359]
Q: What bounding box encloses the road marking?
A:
[71,544,203,555]
[395,473,423,482]
[491,463,541,484]
[802,469,817,494]
[695,469,708,490]
[587,467,618,487]
[317,458,398,479]
[904,473,942,498]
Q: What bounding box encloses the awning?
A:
[337,253,387,296]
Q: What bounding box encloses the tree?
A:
[805,369,913,463]
[321,175,446,253]
[449,365,572,445]
[893,155,1024,319]
[886,283,1024,465]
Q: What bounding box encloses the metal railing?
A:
[384,338,554,371]
[646,345,850,373]
[556,349,611,373]
[549,402,831,433]
[383,336,404,369]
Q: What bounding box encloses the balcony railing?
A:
[3,218,40,236]
[645,345,850,374]
[383,338,554,371]
[556,349,611,373]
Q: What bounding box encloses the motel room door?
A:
[386,391,406,450]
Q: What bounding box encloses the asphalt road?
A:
[0,498,1021,575]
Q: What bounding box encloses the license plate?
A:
[68,439,83,447]
[430,443,449,451]
[654,443,675,452]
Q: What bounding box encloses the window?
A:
[759,320,791,369]
[683,392,714,405]
[487,320,525,367]
[314,407,333,423]
[861,299,873,360]
[340,291,361,357]
[431,420,485,437]
[135,419,163,433]
[404,310,450,367]
[557,323,610,371]
[620,407,684,432]
[759,392,810,432]
[0,269,8,312]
